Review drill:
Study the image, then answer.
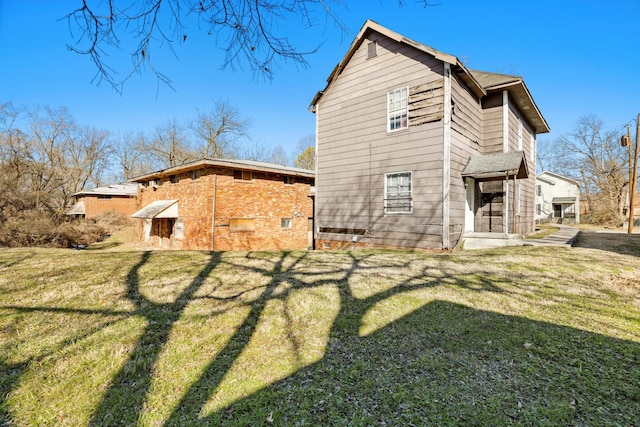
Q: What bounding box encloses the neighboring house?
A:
[535,171,580,224]
[310,20,549,250]
[66,183,138,219]
[129,158,315,251]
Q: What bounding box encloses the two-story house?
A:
[130,158,314,251]
[310,20,549,250]
[535,171,580,224]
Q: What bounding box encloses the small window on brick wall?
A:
[97,195,112,200]
[283,176,294,185]
[169,175,178,183]
[229,218,255,232]
[281,218,292,229]
[234,170,252,181]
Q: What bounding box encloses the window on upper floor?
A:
[387,87,409,132]
[384,171,412,214]
[234,170,252,181]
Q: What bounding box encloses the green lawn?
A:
[0,235,639,425]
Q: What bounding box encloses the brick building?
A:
[130,159,315,251]
[66,184,138,219]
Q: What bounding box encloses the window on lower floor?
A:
[536,203,541,215]
[384,171,412,214]
[281,218,292,229]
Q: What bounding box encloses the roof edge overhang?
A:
[483,78,550,135]
[462,151,529,181]
[309,20,486,111]
[537,171,580,187]
[129,158,315,183]
[131,199,179,219]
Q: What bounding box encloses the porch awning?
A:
[132,200,178,219]
[552,197,576,204]
[461,151,528,180]
[66,200,85,215]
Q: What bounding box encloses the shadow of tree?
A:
[163,251,513,425]
[2,248,637,425]
[89,250,221,425]
[0,359,27,425]
[201,300,640,425]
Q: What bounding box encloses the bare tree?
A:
[556,115,628,224]
[111,131,158,181]
[143,118,196,168]
[0,103,112,213]
[64,1,432,92]
[191,101,249,158]
[239,140,288,165]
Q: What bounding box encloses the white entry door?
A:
[465,178,475,232]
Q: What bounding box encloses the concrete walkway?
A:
[518,224,580,248]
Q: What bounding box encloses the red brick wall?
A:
[82,195,138,219]
[136,166,314,251]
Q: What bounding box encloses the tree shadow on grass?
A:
[162,251,515,425]
[0,359,27,426]
[205,300,640,426]
[88,250,221,426]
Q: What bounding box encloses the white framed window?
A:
[387,87,409,132]
[384,171,412,214]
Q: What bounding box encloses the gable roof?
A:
[310,20,549,135]
[129,158,315,183]
[469,70,550,134]
[462,151,529,180]
[536,171,580,187]
[310,20,485,110]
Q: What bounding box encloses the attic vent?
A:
[367,41,378,59]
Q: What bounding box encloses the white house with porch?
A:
[535,171,580,224]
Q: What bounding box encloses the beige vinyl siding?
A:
[449,73,483,244]
[508,106,521,152]
[517,109,536,234]
[316,33,446,249]
[481,93,504,154]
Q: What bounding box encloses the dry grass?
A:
[0,240,638,425]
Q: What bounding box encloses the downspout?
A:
[211,174,217,251]
[442,63,452,249]
[504,171,509,234]
[512,174,517,234]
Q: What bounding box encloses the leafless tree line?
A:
[1,101,301,216]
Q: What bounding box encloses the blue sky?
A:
[1,0,639,163]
